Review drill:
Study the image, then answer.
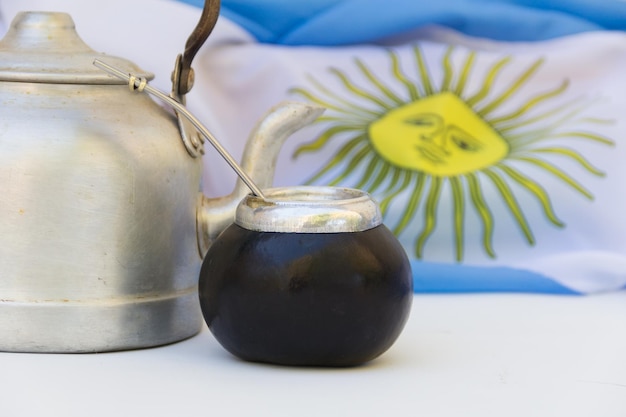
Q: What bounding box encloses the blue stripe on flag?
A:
[411,261,580,295]
[175,0,626,45]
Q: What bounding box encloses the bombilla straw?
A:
[93,59,267,200]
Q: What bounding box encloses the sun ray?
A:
[415,176,443,258]
[498,163,565,227]
[579,117,614,125]
[301,74,384,118]
[511,129,615,151]
[413,45,434,96]
[355,155,384,189]
[477,58,544,118]
[329,67,395,111]
[315,116,352,124]
[304,136,368,184]
[315,115,368,125]
[467,173,496,258]
[355,58,405,106]
[293,125,364,158]
[489,79,569,126]
[507,128,562,149]
[290,85,377,120]
[393,172,426,235]
[328,145,372,185]
[390,50,420,101]
[453,50,476,97]
[545,131,614,146]
[510,155,594,199]
[505,117,613,148]
[449,176,465,261]
[380,168,402,198]
[466,56,512,107]
[380,170,413,215]
[496,96,589,134]
[365,162,391,193]
[529,147,605,176]
[483,169,535,245]
[440,47,454,93]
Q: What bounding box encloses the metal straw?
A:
[93,59,267,200]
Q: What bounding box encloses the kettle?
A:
[0,1,322,352]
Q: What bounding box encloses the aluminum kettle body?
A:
[0,6,322,352]
[0,80,204,352]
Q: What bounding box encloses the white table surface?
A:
[2,292,625,417]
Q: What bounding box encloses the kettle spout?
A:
[196,101,325,258]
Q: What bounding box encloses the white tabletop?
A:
[2,292,625,417]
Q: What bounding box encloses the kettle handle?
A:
[172,0,221,98]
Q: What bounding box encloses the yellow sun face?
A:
[290,46,614,262]
[369,92,509,176]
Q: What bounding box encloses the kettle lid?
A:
[0,11,153,84]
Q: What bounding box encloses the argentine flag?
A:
[2,0,625,294]
[180,0,626,295]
